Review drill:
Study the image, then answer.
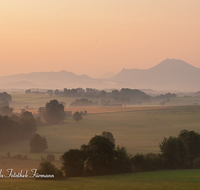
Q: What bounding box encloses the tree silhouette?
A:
[30,134,48,153]
[73,111,82,122]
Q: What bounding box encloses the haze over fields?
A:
[1,59,200,91]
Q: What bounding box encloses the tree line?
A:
[57,130,200,178]
[0,111,37,144]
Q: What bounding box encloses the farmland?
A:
[1,104,200,160]
[1,93,200,189]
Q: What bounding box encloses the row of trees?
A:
[59,130,200,178]
[159,130,200,169]
[34,130,200,179]
[61,133,132,177]
[0,111,37,144]
[131,130,200,172]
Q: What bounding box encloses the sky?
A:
[0,0,200,78]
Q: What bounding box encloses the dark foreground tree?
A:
[73,111,82,122]
[30,134,48,153]
[159,136,188,169]
[62,133,132,177]
[81,135,116,175]
[114,146,132,173]
[178,130,200,161]
[62,149,84,177]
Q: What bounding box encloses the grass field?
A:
[1,94,200,189]
[10,93,200,111]
[0,170,200,190]
[1,105,200,160]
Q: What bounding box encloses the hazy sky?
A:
[1,0,200,78]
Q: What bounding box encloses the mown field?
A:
[0,170,200,190]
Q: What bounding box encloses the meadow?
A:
[1,104,200,162]
[0,170,200,190]
[1,93,200,189]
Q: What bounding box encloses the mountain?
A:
[110,59,200,91]
[100,71,116,79]
[1,59,200,91]
[0,70,108,89]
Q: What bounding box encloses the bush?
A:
[37,161,64,180]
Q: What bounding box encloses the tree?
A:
[62,149,85,177]
[0,106,13,116]
[178,130,200,161]
[101,131,115,145]
[20,111,37,138]
[159,136,188,169]
[40,99,66,125]
[73,111,82,122]
[81,135,115,175]
[30,134,48,153]
[114,146,132,173]
[21,111,34,120]
[0,92,12,103]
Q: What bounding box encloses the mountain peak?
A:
[149,59,197,72]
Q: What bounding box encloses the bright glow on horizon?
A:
[0,0,200,77]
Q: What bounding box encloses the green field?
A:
[0,170,200,190]
[1,105,200,161]
[1,94,200,189]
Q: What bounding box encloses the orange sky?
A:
[0,0,200,78]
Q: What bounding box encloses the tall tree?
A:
[159,136,188,169]
[62,149,84,177]
[178,130,200,161]
[81,135,115,175]
[40,99,66,125]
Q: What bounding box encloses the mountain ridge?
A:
[0,59,200,91]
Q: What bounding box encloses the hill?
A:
[110,59,200,91]
[0,70,107,89]
[1,59,200,91]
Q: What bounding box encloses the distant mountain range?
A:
[0,70,108,89]
[0,59,200,91]
[110,59,200,91]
